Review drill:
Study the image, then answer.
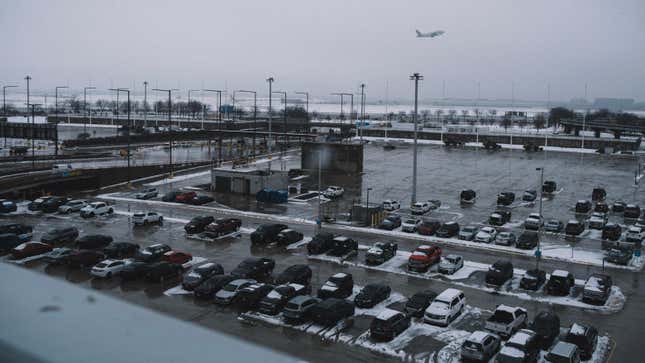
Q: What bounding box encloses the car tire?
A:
[107,272,112,278]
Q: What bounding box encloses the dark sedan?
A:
[182,262,224,290]
[119,262,150,281]
[11,242,53,260]
[41,227,79,246]
[103,242,140,258]
[64,250,105,268]
[77,234,114,249]
[194,275,237,299]
[354,284,391,308]
[404,290,437,318]
[145,262,183,282]
[184,216,215,235]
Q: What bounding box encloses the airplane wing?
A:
[416,30,422,37]
[416,29,445,38]
[429,30,445,37]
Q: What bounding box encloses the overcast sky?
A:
[1,0,644,102]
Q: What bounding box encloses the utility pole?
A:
[152,88,178,177]
[29,103,41,170]
[25,75,31,114]
[3,85,18,148]
[359,84,366,142]
[55,86,69,157]
[266,77,274,173]
[410,73,423,205]
[143,81,148,127]
[83,86,95,134]
[536,167,544,269]
[295,91,309,133]
[110,88,132,186]
[272,91,287,165]
[204,89,223,166]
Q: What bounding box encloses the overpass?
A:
[560,118,645,139]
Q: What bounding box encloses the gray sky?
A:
[1,0,644,102]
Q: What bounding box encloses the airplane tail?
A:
[415,30,422,36]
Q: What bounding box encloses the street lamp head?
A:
[409,73,424,81]
[266,77,274,83]
[84,86,96,90]
[3,85,18,89]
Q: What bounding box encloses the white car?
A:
[626,226,644,243]
[135,188,158,200]
[80,202,114,218]
[475,227,497,243]
[58,200,88,214]
[438,254,464,274]
[588,212,607,230]
[323,186,344,198]
[424,288,466,326]
[401,218,422,233]
[132,211,164,226]
[90,259,132,278]
[524,213,544,230]
[410,201,431,215]
[382,200,401,211]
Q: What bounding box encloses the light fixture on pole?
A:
[266,77,274,173]
[410,73,423,206]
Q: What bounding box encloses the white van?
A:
[424,288,466,326]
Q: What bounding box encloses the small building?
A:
[211,166,288,195]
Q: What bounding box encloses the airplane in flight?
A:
[416,29,445,38]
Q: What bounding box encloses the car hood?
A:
[475,232,491,239]
[215,290,236,299]
[320,282,338,291]
[426,304,449,315]
[366,247,383,255]
[439,261,456,269]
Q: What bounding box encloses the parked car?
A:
[485,305,528,338]
[307,231,335,255]
[250,223,288,245]
[145,261,183,282]
[184,215,215,234]
[530,311,561,349]
[236,283,275,310]
[103,242,139,259]
[564,220,585,240]
[41,197,70,213]
[574,200,592,215]
[161,190,180,202]
[162,250,192,265]
[591,187,606,202]
[460,189,477,204]
[408,245,442,272]
[404,290,437,318]
[230,257,275,280]
[545,270,575,296]
[601,223,621,243]
[175,191,197,203]
[411,201,431,215]
[318,272,354,299]
[0,199,17,213]
[417,219,441,235]
[80,202,114,218]
[542,220,562,234]
[582,273,612,304]
[382,200,400,211]
[64,250,106,268]
[354,283,391,308]
[135,243,171,263]
[11,241,53,259]
[378,214,402,230]
[370,309,411,342]
[563,323,598,361]
[475,226,497,243]
[517,231,539,249]
[182,262,224,291]
[118,262,150,281]
[214,279,257,305]
[438,254,464,274]
[0,234,26,254]
[28,196,52,211]
[605,248,632,265]
[520,269,547,291]
[496,329,540,363]
[0,223,33,240]
[322,186,344,198]
[460,331,501,362]
[424,288,466,326]
[274,264,312,286]
[497,192,515,206]
[625,225,644,243]
[636,217,645,229]
[76,234,113,249]
[41,227,79,245]
[275,229,304,245]
[495,231,517,246]
[485,260,514,287]
[259,283,307,315]
[401,217,422,233]
[545,342,581,363]
[90,259,132,278]
[365,242,397,265]
[135,188,158,200]
[283,295,321,324]
[594,201,609,213]
[194,275,236,299]
[204,218,242,237]
[435,221,460,238]
[524,213,544,230]
[611,201,626,213]
[588,212,607,230]
[489,210,511,226]
[41,247,74,265]
[542,180,557,194]
[327,236,358,257]
[522,189,537,202]
[189,194,214,205]
[132,211,163,226]
[57,199,88,214]
[310,298,355,327]
[459,225,479,241]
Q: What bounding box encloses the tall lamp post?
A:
[55,86,69,157]
[535,167,544,269]
[272,91,287,156]
[152,88,178,177]
[295,91,309,133]
[143,81,148,127]
[237,90,257,157]
[83,86,96,134]
[410,73,423,206]
[24,76,31,115]
[266,77,274,172]
[359,84,366,142]
[29,103,41,170]
[109,88,132,186]
[3,85,18,148]
[204,89,223,165]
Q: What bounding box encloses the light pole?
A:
[143,81,148,127]
[110,88,132,186]
[3,85,18,148]
[273,91,287,156]
[188,89,199,119]
[366,187,372,226]
[55,86,69,157]
[24,75,31,114]
[204,89,223,165]
[535,167,544,269]
[410,73,423,205]
[331,93,345,122]
[153,88,178,177]
[238,90,257,157]
[29,103,41,170]
[83,86,95,134]
[295,91,309,133]
[359,84,366,142]
[266,77,274,172]
[317,148,324,232]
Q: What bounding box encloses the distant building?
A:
[592,98,635,112]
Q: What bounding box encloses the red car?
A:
[417,220,442,236]
[163,250,192,265]
[407,245,442,272]
[11,242,53,260]
[175,191,197,203]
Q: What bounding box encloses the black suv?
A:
[563,323,598,360]
[404,290,437,318]
[545,270,575,296]
[575,200,592,214]
[564,220,585,241]
[517,231,538,249]
[310,298,355,326]
[259,284,307,315]
[119,262,150,281]
[327,236,358,257]
[194,275,236,299]
[520,269,546,290]
[582,273,612,304]
[136,243,172,262]
[0,234,25,253]
[595,201,609,213]
[378,214,401,230]
[489,210,511,226]
[591,188,606,202]
[275,229,304,245]
[624,204,641,219]
[318,272,354,299]
[497,192,515,206]
[354,284,391,308]
[606,248,632,265]
[542,180,557,193]
[236,283,275,310]
[184,215,215,234]
[103,242,140,258]
[365,242,397,265]
[41,227,79,245]
[250,224,288,245]
[0,223,33,237]
[145,262,183,282]
[530,311,561,349]
[485,260,514,287]
[436,221,460,238]
[370,311,411,342]
[41,197,70,213]
[274,264,312,286]
[76,234,113,249]
[230,257,275,280]
[182,262,224,291]
[601,223,621,243]
[307,231,335,255]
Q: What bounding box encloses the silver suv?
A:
[460,331,500,362]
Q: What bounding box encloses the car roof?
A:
[467,331,491,344]
[288,295,316,305]
[552,270,570,277]
[508,329,535,346]
[550,341,578,356]
[437,288,462,300]
[375,308,401,320]
[332,272,348,278]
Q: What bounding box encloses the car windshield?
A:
[432,300,450,309]
[95,262,108,268]
[404,219,417,224]
[445,256,458,264]
[463,227,476,233]
[463,341,482,350]
[223,283,238,292]
[285,301,301,310]
[329,276,345,284]
[491,310,514,323]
